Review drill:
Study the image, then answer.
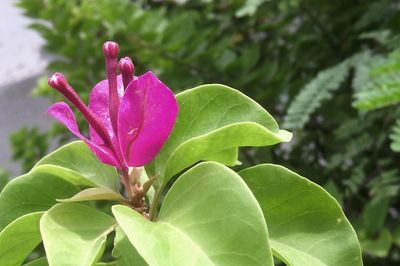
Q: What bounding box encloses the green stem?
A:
[121,169,134,201]
[149,187,162,221]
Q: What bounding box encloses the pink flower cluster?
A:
[48,41,178,171]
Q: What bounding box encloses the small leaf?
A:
[0,212,43,266]
[36,141,120,191]
[0,166,80,228]
[58,187,125,203]
[41,203,116,266]
[114,162,274,266]
[240,164,363,266]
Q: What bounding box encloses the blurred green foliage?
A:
[0,168,9,192]
[10,127,48,173]
[14,0,400,264]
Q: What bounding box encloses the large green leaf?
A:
[239,164,363,266]
[112,226,147,266]
[36,141,119,191]
[147,85,291,211]
[40,203,116,266]
[113,162,273,266]
[0,166,80,228]
[0,212,43,266]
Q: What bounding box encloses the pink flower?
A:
[47,41,178,171]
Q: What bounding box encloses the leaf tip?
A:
[278,129,293,142]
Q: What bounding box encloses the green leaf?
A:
[148,85,291,208]
[112,226,147,266]
[0,166,80,228]
[57,187,125,203]
[24,257,49,266]
[323,181,343,205]
[114,162,274,266]
[41,203,117,266]
[0,212,43,266]
[362,195,389,236]
[239,164,362,266]
[34,165,99,188]
[360,229,392,258]
[36,141,119,191]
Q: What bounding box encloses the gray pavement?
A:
[0,0,50,176]
[0,77,51,176]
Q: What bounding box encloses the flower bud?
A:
[119,57,134,76]
[119,56,135,90]
[48,72,68,90]
[103,41,119,58]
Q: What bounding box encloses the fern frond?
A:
[359,30,392,46]
[326,133,373,171]
[333,112,379,140]
[352,51,385,93]
[343,160,367,195]
[283,51,378,129]
[368,168,399,197]
[360,30,400,50]
[354,51,400,110]
[390,119,400,152]
[283,60,350,129]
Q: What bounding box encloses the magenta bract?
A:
[47,41,178,171]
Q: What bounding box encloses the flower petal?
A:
[118,71,178,166]
[88,75,124,144]
[47,102,120,166]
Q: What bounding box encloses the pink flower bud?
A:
[119,57,135,90]
[48,72,67,90]
[103,41,119,58]
[119,57,134,76]
[103,41,120,133]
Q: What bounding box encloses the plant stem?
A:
[120,169,134,201]
[149,187,162,221]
